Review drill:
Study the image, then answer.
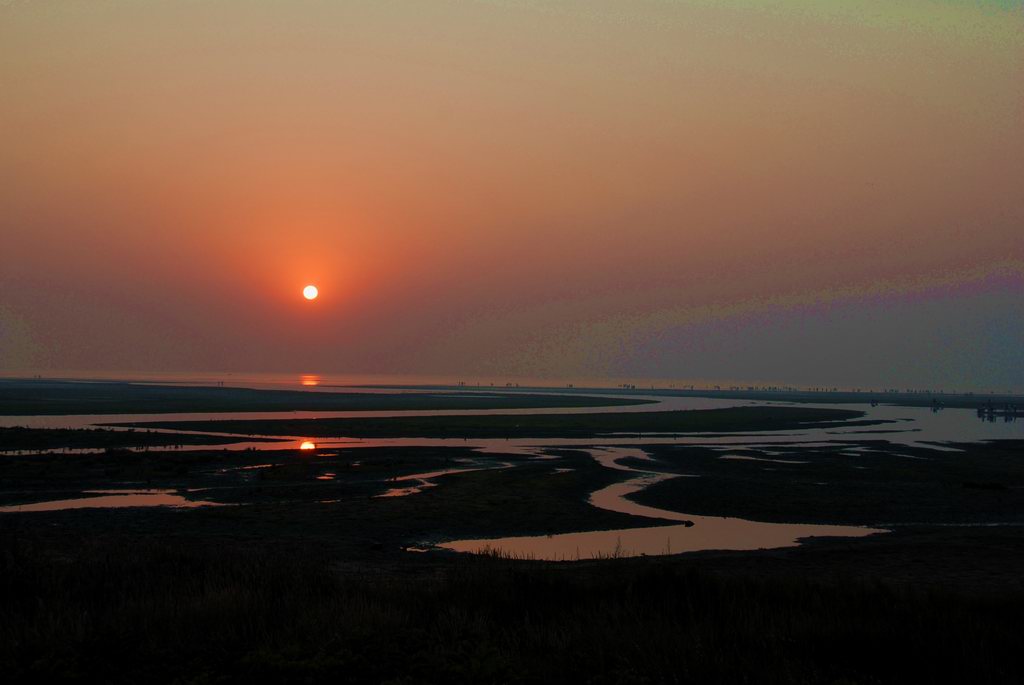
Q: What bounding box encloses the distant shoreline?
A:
[0,379,651,416]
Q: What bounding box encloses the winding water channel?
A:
[438,446,885,560]
[2,387,1020,558]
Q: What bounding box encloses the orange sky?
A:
[1,1,1022,389]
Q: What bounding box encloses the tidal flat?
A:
[2,382,1024,683]
[3,439,1024,684]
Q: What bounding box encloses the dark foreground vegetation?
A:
[119,405,871,438]
[0,379,648,415]
[2,537,1022,685]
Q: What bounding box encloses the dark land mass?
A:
[0,426,281,452]
[115,405,872,438]
[0,446,657,540]
[628,440,1024,526]
[0,379,649,415]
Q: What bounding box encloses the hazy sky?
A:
[1,1,1022,389]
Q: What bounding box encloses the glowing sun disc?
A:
[303,285,319,300]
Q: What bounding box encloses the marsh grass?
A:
[472,537,631,562]
[2,534,1022,684]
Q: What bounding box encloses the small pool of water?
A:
[439,518,883,560]
[375,463,512,498]
[0,489,224,513]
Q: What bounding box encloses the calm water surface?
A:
[0,489,223,513]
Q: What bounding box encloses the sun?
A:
[303,284,319,300]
